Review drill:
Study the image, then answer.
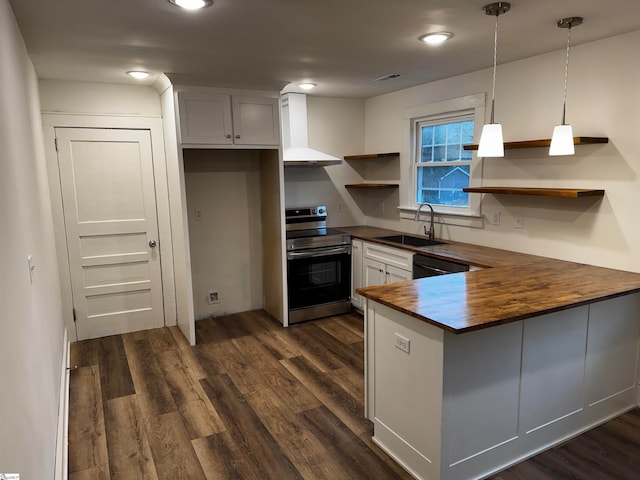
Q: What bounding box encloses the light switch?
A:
[27,254,35,285]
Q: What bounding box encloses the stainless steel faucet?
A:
[415,203,435,240]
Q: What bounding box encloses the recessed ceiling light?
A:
[168,0,213,10]
[299,83,317,90]
[419,32,453,45]
[127,71,150,80]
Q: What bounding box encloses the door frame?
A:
[42,114,177,342]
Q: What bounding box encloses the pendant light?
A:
[478,2,511,158]
[549,17,583,156]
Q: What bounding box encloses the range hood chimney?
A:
[281,93,342,167]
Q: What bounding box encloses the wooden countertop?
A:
[339,226,640,334]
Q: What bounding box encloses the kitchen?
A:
[2,0,640,479]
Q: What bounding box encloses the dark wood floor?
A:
[68,310,640,480]
[68,310,413,479]
[489,408,640,480]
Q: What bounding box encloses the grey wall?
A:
[364,30,640,272]
[184,149,264,320]
[284,96,367,227]
[0,0,65,477]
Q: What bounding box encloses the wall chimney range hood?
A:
[281,93,342,167]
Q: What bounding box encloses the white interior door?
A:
[56,127,164,340]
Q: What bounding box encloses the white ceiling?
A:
[9,0,640,98]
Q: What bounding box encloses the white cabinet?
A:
[365,293,640,480]
[362,241,413,287]
[176,91,280,146]
[363,258,387,288]
[232,95,280,145]
[351,239,364,310]
[387,264,412,283]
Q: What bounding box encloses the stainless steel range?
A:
[286,205,351,324]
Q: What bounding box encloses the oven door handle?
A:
[287,246,351,259]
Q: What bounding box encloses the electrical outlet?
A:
[514,213,524,229]
[490,210,500,226]
[194,209,202,222]
[207,290,220,304]
[394,332,410,354]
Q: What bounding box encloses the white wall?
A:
[363,30,640,272]
[39,79,161,116]
[0,1,65,477]
[184,150,264,319]
[38,80,179,341]
[284,96,367,226]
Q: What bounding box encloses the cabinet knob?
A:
[235,134,241,139]
[226,134,231,139]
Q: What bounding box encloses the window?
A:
[403,93,485,219]
[415,116,474,207]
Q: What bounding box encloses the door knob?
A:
[149,240,157,248]
[235,134,241,139]
[226,134,231,138]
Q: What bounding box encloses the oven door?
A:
[287,245,351,310]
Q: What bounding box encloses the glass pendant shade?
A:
[549,124,575,156]
[478,123,504,157]
[550,17,582,156]
[480,3,511,158]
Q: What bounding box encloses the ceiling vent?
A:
[373,73,402,82]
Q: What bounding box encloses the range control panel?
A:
[285,205,327,225]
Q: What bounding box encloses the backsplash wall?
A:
[362,30,640,273]
[284,96,366,226]
[184,149,264,320]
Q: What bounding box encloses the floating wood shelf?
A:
[463,187,605,198]
[344,152,400,160]
[345,183,400,190]
[463,137,608,151]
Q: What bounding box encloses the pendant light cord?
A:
[490,13,499,124]
[561,26,572,125]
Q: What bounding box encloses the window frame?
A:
[414,112,475,208]
[402,93,485,220]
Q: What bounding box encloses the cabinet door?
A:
[363,258,386,288]
[177,91,233,144]
[351,239,364,309]
[386,264,413,284]
[231,96,280,146]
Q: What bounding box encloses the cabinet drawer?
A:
[363,242,413,271]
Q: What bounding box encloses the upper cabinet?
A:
[176,90,280,147]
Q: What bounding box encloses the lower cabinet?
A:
[363,258,412,286]
[352,241,413,311]
[365,293,640,480]
[363,241,413,287]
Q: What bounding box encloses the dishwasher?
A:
[412,254,470,279]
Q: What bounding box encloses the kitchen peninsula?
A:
[345,227,640,480]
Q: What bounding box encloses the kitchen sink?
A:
[376,234,446,247]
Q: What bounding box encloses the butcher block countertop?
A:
[339,225,640,333]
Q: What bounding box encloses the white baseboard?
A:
[54,328,70,480]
